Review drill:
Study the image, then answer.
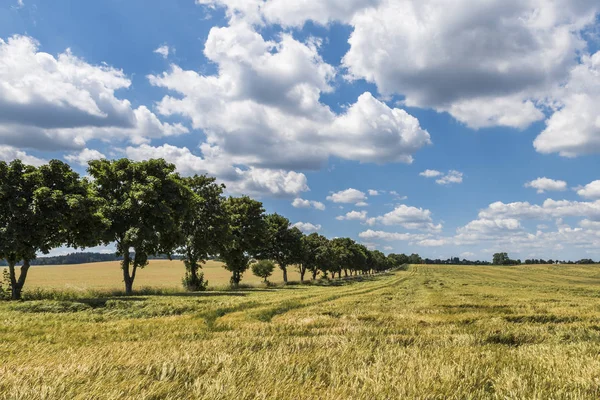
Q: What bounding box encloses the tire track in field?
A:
[202,273,410,326]
[250,270,416,322]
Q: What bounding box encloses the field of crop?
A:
[3,264,600,399]
[0,260,302,292]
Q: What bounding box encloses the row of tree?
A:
[1,158,409,300]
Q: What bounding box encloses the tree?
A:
[178,175,227,291]
[349,243,369,276]
[300,233,329,281]
[408,253,423,264]
[388,253,409,267]
[252,260,275,283]
[369,250,389,273]
[0,160,104,300]
[221,196,266,287]
[329,238,354,278]
[261,214,303,284]
[88,158,188,295]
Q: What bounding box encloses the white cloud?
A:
[436,170,463,185]
[420,169,463,185]
[368,189,379,196]
[460,252,476,258]
[196,0,381,27]
[420,169,442,178]
[478,199,600,221]
[358,230,430,242]
[293,222,322,233]
[327,188,367,204]
[458,218,522,234]
[577,180,600,199]
[525,177,568,193]
[336,210,368,221]
[64,148,105,166]
[366,204,442,232]
[292,198,325,210]
[154,45,170,59]
[0,145,46,166]
[342,0,599,130]
[125,143,309,198]
[0,35,187,152]
[148,23,430,171]
[355,201,369,207]
[534,51,600,157]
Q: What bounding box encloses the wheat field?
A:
[2,264,600,399]
[0,259,302,291]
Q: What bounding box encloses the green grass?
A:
[3,264,600,399]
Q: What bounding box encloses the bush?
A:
[0,270,11,301]
[182,271,209,292]
[252,260,275,283]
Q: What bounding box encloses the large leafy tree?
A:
[0,160,104,300]
[369,250,389,273]
[178,175,227,291]
[88,158,189,295]
[221,196,266,287]
[300,233,329,281]
[261,214,303,283]
[329,238,354,279]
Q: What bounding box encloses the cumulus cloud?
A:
[196,0,381,26]
[366,204,442,231]
[534,51,600,157]
[358,229,430,242]
[148,23,430,171]
[342,0,599,130]
[336,210,368,221]
[293,222,322,233]
[525,177,568,193]
[292,198,326,210]
[436,170,463,185]
[64,148,106,166]
[326,188,367,204]
[0,145,46,166]
[477,199,600,221]
[420,169,442,178]
[368,189,380,196]
[0,35,187,152]
[420,169,463,185]
[154,45,170,59]
[125,143,309,198]
[576,180,600,199]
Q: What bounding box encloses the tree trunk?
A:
[282,266,288,283]
[344,269,348,277]
[312,270,318,280]
[8,259,31,300]
[300,264,306,283]
[122,252,135,295]
[231,270,241,287]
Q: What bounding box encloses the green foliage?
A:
[182,270,209,292]
[87,158,189,294]
[493,252,520,266]
[300,233,330,281]
[251,260,276,283]
[178,175,227,291]
[0,269,11,301]
[220,196,266,287]
[0,159,105,300]
[261,214,303,283]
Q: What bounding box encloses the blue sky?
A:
[2,0,600,261]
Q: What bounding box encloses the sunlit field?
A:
[3,264,600,399]
[0,260,302,291]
